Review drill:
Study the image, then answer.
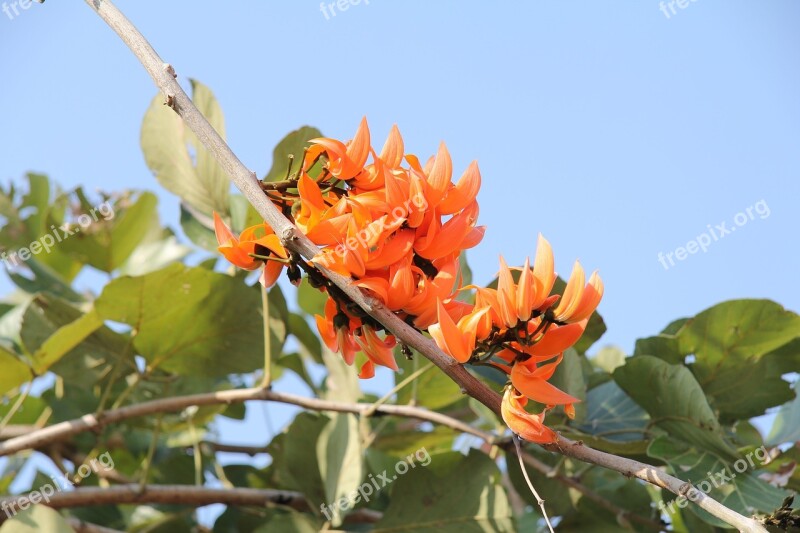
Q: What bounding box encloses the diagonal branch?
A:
[80,1,767,531]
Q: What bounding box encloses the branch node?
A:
[162,62,177,78]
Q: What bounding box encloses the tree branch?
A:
[79,1,768,531]
[0,387,493,457]
[0,485,381,525]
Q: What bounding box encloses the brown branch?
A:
[0,387,493,458]
[508,444,665,531]
[80,2,768,531]
[0,485,380,525]
[0,405,663,530]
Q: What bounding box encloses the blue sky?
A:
[2,0,799,522]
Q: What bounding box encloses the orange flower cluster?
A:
[215,118,484,379]
[429,235,603,443]
[303,119,485,377]
[213,118,603,443]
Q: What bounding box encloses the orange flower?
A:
[355,325,398,374]
[501,386,557,444]
[523,320,588,360]
[307,116,371,182]
[315,299,359,365]
[511,353,580,406]
[213,212,287,287]
[491,234,558,329]
[553,261,604,323]
[428,299,491,363]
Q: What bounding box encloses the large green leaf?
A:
[141,81,230,216]
[58,191,159,272]
[20,295,133,386]
[675,300,800,422]
[95,264,277,377]
[648,436,789,528]
[575,380,650,442]
[395,350,461,410]
[264,126,323,182]
[268,413,329,515]
[116,234,191,277]
[614,356,738,461]
[374,450,514,532]
[550,348,587,422]
[28,307,103,373]
[0,505,75,533]
[8,256,84,303]
[316,413,364,526]
[0,346,31,396]
[297,277,328,317]
[767,380,800,445]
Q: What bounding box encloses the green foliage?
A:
[1,91,798,532]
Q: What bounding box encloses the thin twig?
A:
[513,435,555,533]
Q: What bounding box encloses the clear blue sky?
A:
[2,0,799,521]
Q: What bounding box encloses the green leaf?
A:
[116,235,191,277]
[20,295,133,386]
[8,256,84,303]
[21,173,50,236]
[374,450,514,532]
[58,191,159,272]
[767,380,800,445]
[648,436,789,528]
[277,352,318,393]
[253,510,321,533]
[288,313,323,364]
[373,425,458,457]
[95,264,277,377]
[0,346,31,396]
[575,379,650,442]
[297,277,327,317]
[269,413,329,513]
[549,347,587,422]
[561,466,658,531]
[0,505,76,533]
[321,347,360,403]
[29,307,103,373]
[0,394,46,425]
[180,203,219,252]
[316,413,363,526]
[506,446,573,517]
[141,82,230,216]
[676,300,800,422]
[591,345,626,373]
[614,356,738,460]
[264,126,323,183]
[395,350,461,410]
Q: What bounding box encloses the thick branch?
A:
[81,2,767,531]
